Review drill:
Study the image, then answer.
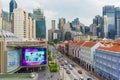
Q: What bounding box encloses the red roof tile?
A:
[98,45,120,53]
[82,41,97,48]
[76,40,85,46]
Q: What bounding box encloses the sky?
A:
[1,0,120,30]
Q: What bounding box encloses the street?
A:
[48,45,98,80]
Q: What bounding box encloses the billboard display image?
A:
[22,48,47,66]
[7,50,20,72]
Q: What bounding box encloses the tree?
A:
[53,39,60,44]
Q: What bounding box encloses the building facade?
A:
[0,9,11,32]
[115,7,120,38]
[13,8,36,39]
[80,41,101,71]
[51,20,55,31]
[95,45,120,80]
[103,5,115,39]
[29,9,46,39]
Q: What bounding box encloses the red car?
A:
[78,70,82,74]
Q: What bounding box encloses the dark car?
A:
[71,63,76,67]
[87,78,92,80]
[78,70,82,74]
[66,70,71,74]
[74,79,78,80]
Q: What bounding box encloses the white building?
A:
[13,8,36,39]
[53,32,58,40]
[80,41,101,71]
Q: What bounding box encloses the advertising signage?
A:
[7,50,20,72]
[22,48,47,66]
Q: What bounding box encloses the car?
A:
[68,65,73,70]
[59,66,63,70]
[66,70,71,74]
[71,63,76,67]
[87,78,92,80]
[64,60,68,65]
[78,70,82,74]
[74,79,78,80]
[79,77,84,80]
[64,66,67,69]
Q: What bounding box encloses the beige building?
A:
[13,8,36,39]
[0,9,11,32]
[73,35,98,41]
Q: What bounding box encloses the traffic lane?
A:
[59,69,72,80]
[61,56,95,79]
[62,56,98,80]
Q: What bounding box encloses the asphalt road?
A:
[48,45,98,80]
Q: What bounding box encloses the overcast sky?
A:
[1,0,120,30]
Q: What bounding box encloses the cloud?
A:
[1,0,120,27]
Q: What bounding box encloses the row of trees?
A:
[47,50,59,72]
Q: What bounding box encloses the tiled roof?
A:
[98,45,120,53]
[76,40,85,46]
[82,41,97,48]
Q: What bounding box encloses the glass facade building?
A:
[103,6,115,39]
[93,15,104,38]
[115,7,120,38]
[29,9,46,39]
[9,0,17,20]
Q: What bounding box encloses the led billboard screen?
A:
[22,48,47,66]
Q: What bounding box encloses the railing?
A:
[6,41,46,47]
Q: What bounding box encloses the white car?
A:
[59,66,63,70]
[79,77,84,80]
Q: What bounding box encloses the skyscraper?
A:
[93,15,104,37]
[103,5,115,39]
[58,18,66,41]
[13,8,36,39]
[29,8,46,39]
[9,0,17,20]
[115,7,120,38]
[58,18,66,30]
[51,20,55,31]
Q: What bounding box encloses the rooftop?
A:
[82,41,97,48]
[98,45,120,53]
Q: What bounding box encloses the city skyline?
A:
[1,0,120,29]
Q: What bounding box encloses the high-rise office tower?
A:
[51,20,55,31]
[58,18,66,30]
[13,8,36,39]
[71,18,79,31]
[115,7,120,38]
[103,5,115,39]
[9,0,17,20]
[29,8,46,39]
[93,15,104,37]
[0,9,11,32]
[103,15,108,38]
[58,18,66,41]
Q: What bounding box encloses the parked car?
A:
[78,70,82,74]
[87,78,92,80]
